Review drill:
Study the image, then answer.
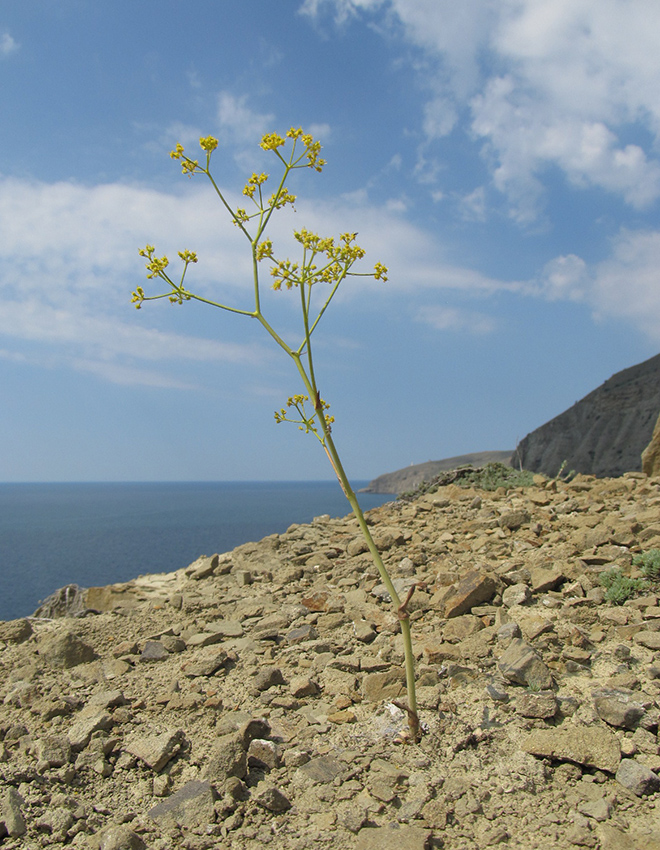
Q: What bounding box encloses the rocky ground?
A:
[1,471,660,849]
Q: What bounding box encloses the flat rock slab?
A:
[295,754,344,784]
[148,780,215,828]
[522,725,621,773]
[442,570,497,618]
[356,824,433,850]
[633,631,660,650]
[126,730,186,772]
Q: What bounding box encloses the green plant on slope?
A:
[399,461,534,501]
[632,548,660,581]
[132,130,420,741]
[599,568,647,605]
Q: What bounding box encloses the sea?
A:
[0,481,393,622]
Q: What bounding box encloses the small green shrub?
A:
[632,548,660,581]
[399,462,534,501]
[599,568,648,605]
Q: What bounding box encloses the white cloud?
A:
[0,169,529,387]
[0,176,269,386]
[303,0,660,220]
[589,229,660,339]
[537,254,588,302]
[0,32,18,57]
[458,186,487,222]
[216,92,276,146]
[534,229,660,341]
[416,304,496,335]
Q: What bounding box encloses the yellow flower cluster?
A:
[178,250,198,264]
[273,394,334,434]
[260,133,286,152]
[199,136,218,152]
[243,172,269,199]
[255,240,273,261]
[131,286,145,309]
[139,245,169,278]
[268,187,297,210]
[373,262,388,281]
[270,259,301,291]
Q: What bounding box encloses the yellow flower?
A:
[199,136,218,152]
[373,262,388,281]
[260,132,285,151]
[170,143,185,160]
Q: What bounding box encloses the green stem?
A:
[289,354,420,740]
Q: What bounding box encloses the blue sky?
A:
[1,0,660,482]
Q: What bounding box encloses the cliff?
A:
[514,353,660,478]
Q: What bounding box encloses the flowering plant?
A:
[134,129,419,740]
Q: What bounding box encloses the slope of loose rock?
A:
[1,473,660,849]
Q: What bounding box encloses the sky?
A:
[1,0,660,483]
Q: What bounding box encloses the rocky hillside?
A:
[514,353,660,479]
[362,451,514,495]
[2,472,660,849]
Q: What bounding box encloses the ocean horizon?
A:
[0,480,393,622]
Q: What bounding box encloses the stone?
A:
[633,630,660,650]
[35,734,72,769]
[94,824,147,850]
[441,570,497,618]
[253,666,286,691]
[529,566,565,593]
[38,630,97,668]
[353,620,377,643]
[0,787,26,837]
[642,408,660,476]
[499,510,531,531]
[203,732,248,780]
[578,798,612,822]
[207,618,245,638]
[295,754,344,784]
[443,614,484,642]
[615,758,660,796]
[286,624,318,644]
[0,618,33,643]
[362,667,406,702]
[181,649,228,677]
[253,783,292,812]
[592,688,646,729]
[356,823,433,850]
[125,729,186,772]
[522,725,621,773]
[596,825,638,850]
[185,554,219,580]
[498,638,554,690]
[289,675,319,698]
[32,583,89,617]
[139,640,170,662]
[347,537,370,557]
[502,583,532,607]
[148,780,215,828]
[67,710,113,750]
[516,691,557,718]
[248,738,281,769]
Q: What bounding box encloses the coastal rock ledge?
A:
[2,472,660,848]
